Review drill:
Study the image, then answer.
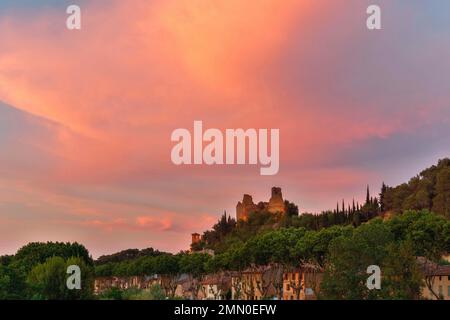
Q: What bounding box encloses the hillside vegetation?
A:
[0,159,449,300]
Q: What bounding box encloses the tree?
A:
[220,243,251,299]
[27,256,66,300]
[26,256,94,300]
[320,221,394,300]
[294,225,352,269]
[14,242,93,274]
[179,253,211,299]
[201,212,237,251]
[380,182,387,212]
[353,211,361,227]
[245,228,306,299]
[65,257,94,299]
[382,242,423,300]
[152,254,181,298]
[366,185,371,205]
[284,201,299,217]
[96,247,164,265]
[382,158,450,216]
[95,262,115,277]
[387,210,449,260]
[432,167,450,218]
[0,263,26,299]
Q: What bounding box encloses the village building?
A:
[174,273,199,299]
[418,257,450,300]
[231,267,278,300]
[94,275,160,295]
[199,273,232,300]
[282,264,324,300]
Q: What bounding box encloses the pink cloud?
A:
[136,216,173,231]
[0,1,449,256]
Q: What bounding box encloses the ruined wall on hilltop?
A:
[236,194,257,221]
[268,187,285,214]
[236,187,286,221]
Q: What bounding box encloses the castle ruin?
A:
[236,187,286,221]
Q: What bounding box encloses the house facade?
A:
[231,268,279,300]
[282,265,323,300]
[419,259,450,300]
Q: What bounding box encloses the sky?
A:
[0,0,449,258]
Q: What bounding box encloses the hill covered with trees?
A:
[95,210,449,300]
[96,247,166,265]
[0,159,449,300]
[88,159,450,300]
[381,158,450,218]
[191,158,450,255]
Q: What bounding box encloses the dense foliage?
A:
[27,256,94,300]
[193,187,381,255]
[0,242,93,299]
[96,247,165,265]
[87,160,450,299]
[382,158,450,218]
[322,209,450,299]
[1,159,449,300]
[98,284,166,300]
[91,210,449,300]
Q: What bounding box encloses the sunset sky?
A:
[0,0,449,257]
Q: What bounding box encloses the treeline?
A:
[1,213,448,300]
[0,242,93,299]
[287,187,380,231]
[212,210,449,299]
[194,187,381,254]
[196,159,450,254]
[381,158,450,218]
[95,210,450,299]
[96,247,166,265]
[1,159,449,300]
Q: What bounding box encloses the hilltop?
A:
[0,158,448,300]
[191,158,450,254]
[381,158,450,218]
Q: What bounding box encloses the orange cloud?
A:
[156,0,311,90]
[1,1,449,255]
[0,0,311,185]
[136,215,173,231]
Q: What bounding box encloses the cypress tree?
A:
[366,185,370,205]
[379,182,387,212]
[353,211,361,227]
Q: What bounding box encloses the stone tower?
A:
[191,233,201,246]
[236,194,256,221]
[267,187,286,214]
[236,187,286,221]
